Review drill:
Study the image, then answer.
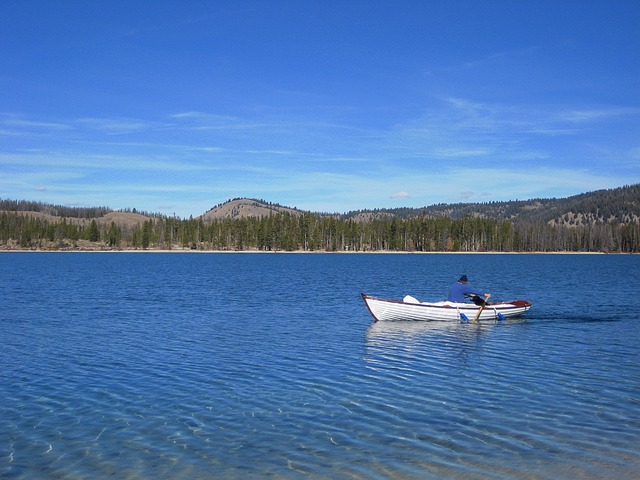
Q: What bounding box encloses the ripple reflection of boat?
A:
[364,321,482,365]
[364,316,527,352]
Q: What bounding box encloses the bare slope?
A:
[201,198,304,220]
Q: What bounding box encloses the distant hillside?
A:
[3,184,639,227]
[0,199,151,230]
[0,209,150,229]
[199,185,640,227]
[201,198,304,220]
[0,200,114,219]
[342,184,640,226]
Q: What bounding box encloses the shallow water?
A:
[1,252,639,479]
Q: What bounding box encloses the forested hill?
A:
[0,200,114,219]
[2,184,639,225]
[343,184,640,226]
[1,184,639,252]
[0,199,162,219]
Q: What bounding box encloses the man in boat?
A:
[447,275,490,305]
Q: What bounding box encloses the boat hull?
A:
[361,293,531,322]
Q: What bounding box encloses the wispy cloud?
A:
[0,149,236,173]
[171,111,237,121]
[458,191,475,200]
[1,97,638,217]
[558,107,640,123]
[390,191,410,199]
[3,119,72,130]
[0,114,73,138]
[76,117,163,135]
[435,148,490,158]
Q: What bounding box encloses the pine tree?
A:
[85,219,100,242]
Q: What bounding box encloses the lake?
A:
[1,252,639,479]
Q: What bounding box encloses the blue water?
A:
[1,252,639,479]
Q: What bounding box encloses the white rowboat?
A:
[361,293,532,322]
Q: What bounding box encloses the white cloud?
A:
[390,191,410,199]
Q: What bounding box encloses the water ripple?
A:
[2,253,640,479]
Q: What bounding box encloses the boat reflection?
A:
[364,318,527,366]
[366,317,518,341]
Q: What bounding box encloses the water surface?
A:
[1,253,639,479]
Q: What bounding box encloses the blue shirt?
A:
[447,282,483,302]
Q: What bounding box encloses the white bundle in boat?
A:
[403,295,421,304]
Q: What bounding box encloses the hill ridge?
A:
[2,184,639,227]
[202,184,640,226]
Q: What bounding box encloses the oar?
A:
[472,294,491,323]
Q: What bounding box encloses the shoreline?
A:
[0,248,617,254]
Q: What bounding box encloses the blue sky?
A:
[2,1,639,217]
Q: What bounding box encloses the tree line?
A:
[2,211,638,253]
